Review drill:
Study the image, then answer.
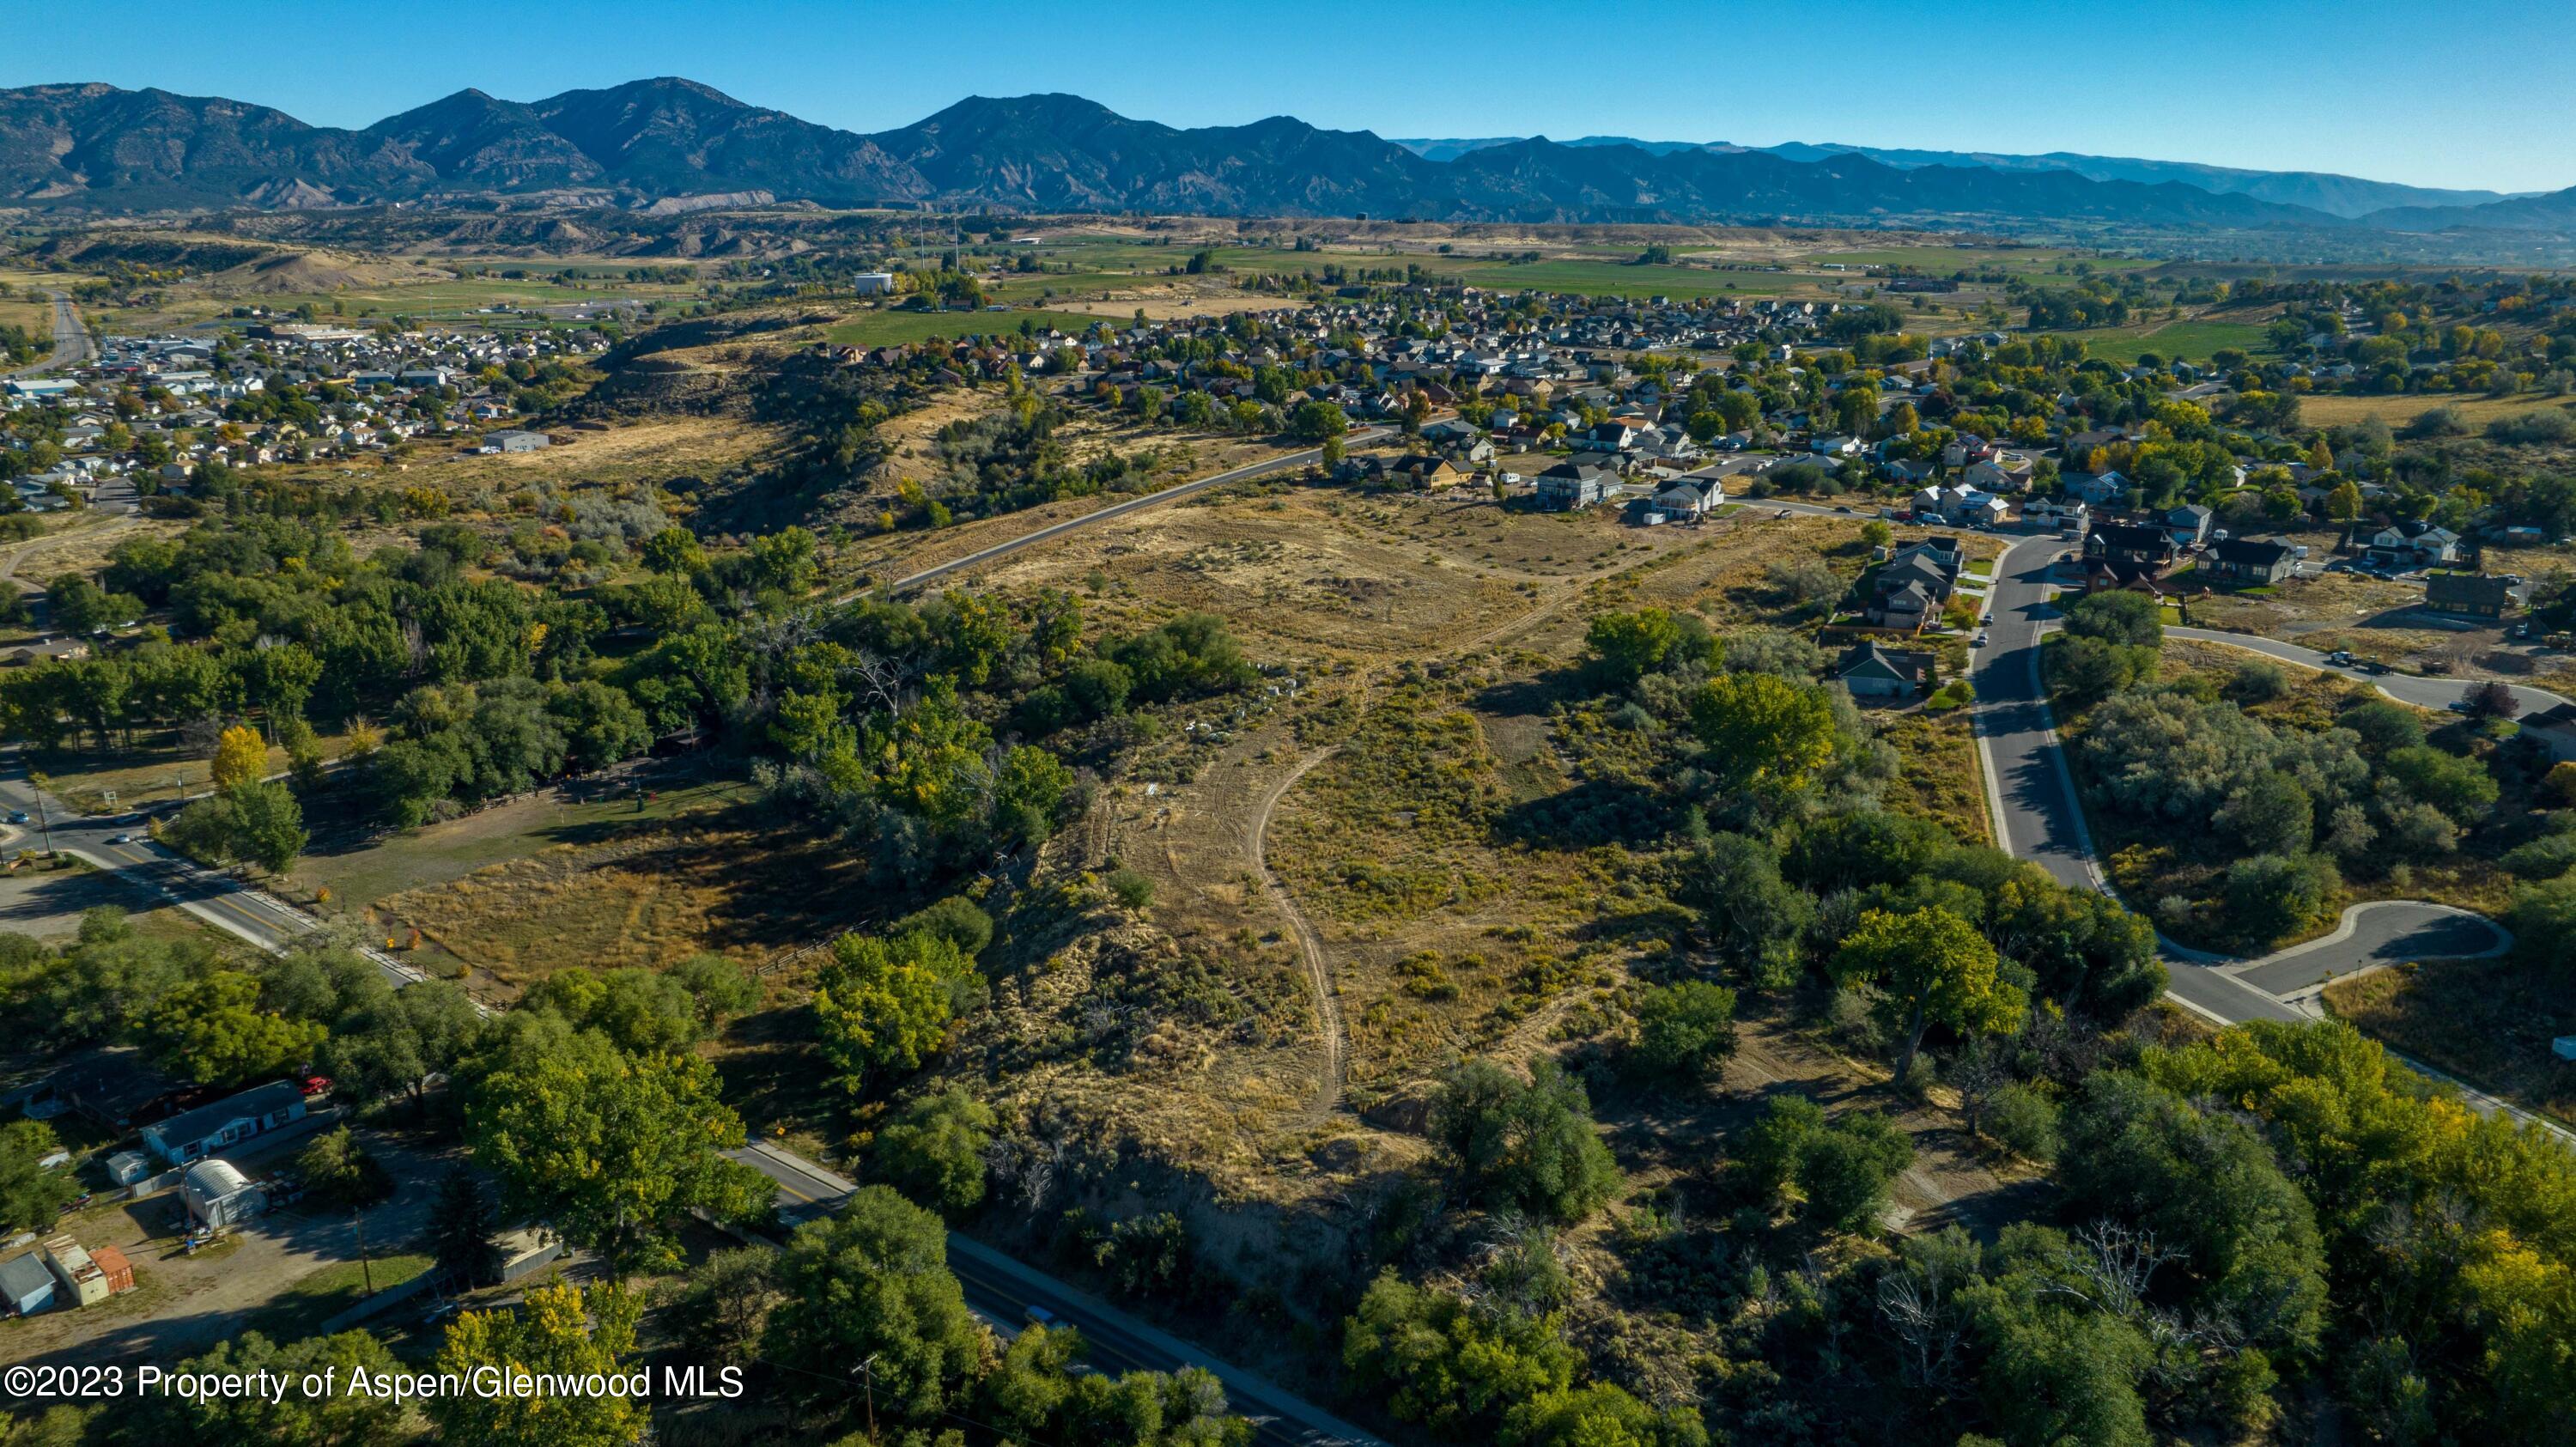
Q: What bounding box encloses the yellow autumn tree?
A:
[210,725,265,793]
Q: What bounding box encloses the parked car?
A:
[1973,630,1990,647]
[6,811,26,824]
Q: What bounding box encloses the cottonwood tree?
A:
[1830,907,2026,1085]
[468,1030,770,1277]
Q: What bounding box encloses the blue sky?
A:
[9,0,2572,193]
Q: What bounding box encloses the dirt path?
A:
[1251,746,1345,1116]
[1224,528,1731,1117]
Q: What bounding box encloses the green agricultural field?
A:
[1798,245,2149,280]
[2048,317,2274,364]
[1430,257,1801,299]
[824,307,1114,348]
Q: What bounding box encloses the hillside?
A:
[0,78,2355,232]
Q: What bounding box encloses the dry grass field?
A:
[2325,961,2576,1128]
[2297,392,2576,431]
[369,806,874,994]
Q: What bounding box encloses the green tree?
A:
[149,970,326,1086]
[468,1030,771,1276]
[428,1281,647,1447]
[1829,906,2026,1085]
[0,1120,79,1234]
[671,1245,781,1371]
[1502,1383,1709,1447]
[1631,981,1738,1081]
[1341,1272,1577,1439]
[295,1126,391,1211]
[149,1329,410,1447]
[812,930,976,1090]
[427,1163,505,1288]
[1794,1110,1915,1233]
[1287,398,1349,443]
[1688,672,1839,792]
[1583,608,1682,689]
[764,1186,985,1421]
[227,779,307,872]
[2061,589,2164,649]
[872,1086,995,1214]
[1428,1057,1622,1223]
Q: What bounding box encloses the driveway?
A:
[0,1124,459,1373]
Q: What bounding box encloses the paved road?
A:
[3,755,1381,1441]
[6,289,93,377]
[860,427,1394,600]
[2168,624,2572,719]
[729,1146,1382,1445]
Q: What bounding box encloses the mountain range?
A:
[1394,135,2534,220]
[3,78,2568,237]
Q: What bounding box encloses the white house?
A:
[141,1080,307,1166]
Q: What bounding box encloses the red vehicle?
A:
[300,1075,331,1097]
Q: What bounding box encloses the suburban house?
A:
[1535,460,1614,510]
[2063,471,2131,507]
[1915,484,2008,528]
[1964,454,2038,493]
[2082,520,2180,592]
[1571,422,1638,453]
[1651,476,1723,521]
[2202,538,2299,587]
[2167,504,2216,549]
[2363,521,2462,570]
[2021,499,2090,537]
[1830,641,1935,698]
[1388,454,1465,489]
[1866,541,1961,631]
[1867,580,1937,631]
[0,1253,54,1316]
[1809,434,1862,458]
[140,1079,308,1166]
[2424,572,2514,621]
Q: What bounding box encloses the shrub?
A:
[1984,1083,2062,1163]
[1630,981,1738,1081]
[1106,867,1155,911]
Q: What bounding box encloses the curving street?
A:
[4,289,93,377]
[1953,529,2559,1137]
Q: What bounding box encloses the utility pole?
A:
[850,1353,879,1443]
[355,1206,374,1295]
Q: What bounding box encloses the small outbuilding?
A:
[40,1236,116,1308]
[0,1253,55,1316]
[179,1158,266,1231]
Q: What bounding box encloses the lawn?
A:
[244,1253,434,1341]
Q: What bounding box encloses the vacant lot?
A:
[378,811,872,992]
[292,769,753,911]
[2325,959,2576,1128]
[2297,392,2576,432]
